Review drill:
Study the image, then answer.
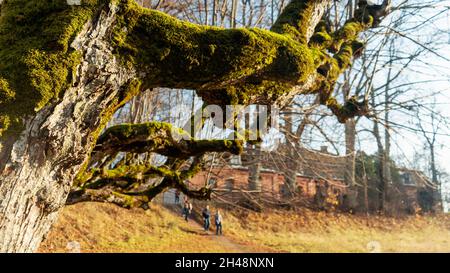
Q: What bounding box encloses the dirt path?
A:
[167,204,262,252]
[186,219,252,252]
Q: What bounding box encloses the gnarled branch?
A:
[69,122,241,207]
[92,122,243,160]
[66,0,392,208]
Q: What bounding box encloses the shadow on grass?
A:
[178,226,210,236]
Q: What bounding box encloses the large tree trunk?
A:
[0,4,135,252]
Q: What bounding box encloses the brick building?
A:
[395,168,441,213]
[187,146,348,207]
[180,146,441,213]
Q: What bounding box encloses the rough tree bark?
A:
[248,144,263,192]
[0,0,389,252]
[0,1,137,252]
[344,118,358,210]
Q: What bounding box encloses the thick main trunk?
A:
[0,4,135,252]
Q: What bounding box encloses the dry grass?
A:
[39,203,450,253]
[224,208,450,253]
[39,202,251,253]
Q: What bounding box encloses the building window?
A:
[402,173,415,186]
[225,179,234,191]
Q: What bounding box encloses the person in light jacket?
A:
[214,210,223,235]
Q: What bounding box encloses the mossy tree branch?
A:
[67,158,213,207]
[113,0,388,117]
[0,0,390,138]
[68,122,240,207]
[68,0,391,208]
[91,122,243,160]
[1,0,391,209]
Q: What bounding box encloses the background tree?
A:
[254,0,450,214]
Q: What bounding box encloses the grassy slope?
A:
[39,203,450,253]
[225,209,450,253]
[39,202,266,253]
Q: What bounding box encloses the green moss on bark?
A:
[0,0,378,139]
[310,31,332,48]
[76,78,144,183]
[0,0,323,140]
[94,121,243,159]
[111,0,316,93]
[271,0,318,42]
[331,17,372,52]
[0,0,107,138]
[0,77,14,104]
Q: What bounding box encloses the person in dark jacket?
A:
[183,199,192,222]
[202,205,211,231]
[174,190,180,204]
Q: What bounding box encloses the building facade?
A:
[183,147,441,214]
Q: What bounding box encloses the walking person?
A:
[202,205,211,231]
[183,199,192,222]
[174,190,180,204]
[214,210,223,235]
